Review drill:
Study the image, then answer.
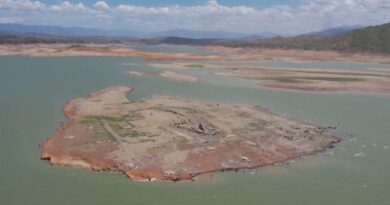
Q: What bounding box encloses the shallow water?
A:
[0,54,389,205]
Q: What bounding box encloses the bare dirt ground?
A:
[41,86,340,181]
[204,46,390,64]
[2,43,388,94]
[216,67,390,94]
[146,61,390,94]
[0,44,214,61]
[1,43,389,63]
[128,70,198,82]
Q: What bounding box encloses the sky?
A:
[0,0,389,35]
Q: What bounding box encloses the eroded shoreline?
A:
[1,43,389,64]
[3,43,389,94]
[215,67,390,94]
[128,70,199,82]
[41,86,340,182]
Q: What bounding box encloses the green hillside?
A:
[224,22,390,54]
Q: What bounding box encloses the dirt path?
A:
[101,120,122,143]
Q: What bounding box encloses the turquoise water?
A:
[0,55,389,205]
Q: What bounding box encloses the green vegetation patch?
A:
[81,113,158,139]
[126,130,157,138]
[185,64,204,68]
[67,44,86,49]
[80,111,145,124]
[80,115,127,124]
[108,121,122,132]
[176,136,189,144]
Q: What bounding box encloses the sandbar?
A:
[129,71,198,82]
[216,67,390,94]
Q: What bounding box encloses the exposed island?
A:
[41,86,340,181]
[216,67,390,94]
[128,71,199,82]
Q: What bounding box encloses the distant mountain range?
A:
[306,25,363,36]
[0,23,144,37]
[149,29,247,39]
[223,22,390,54]
[1,23,359,40]
[0,23,263,39]
[1,22,388,53]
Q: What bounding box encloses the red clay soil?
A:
[40,87,340,182]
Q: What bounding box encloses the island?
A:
[41,86,340,181]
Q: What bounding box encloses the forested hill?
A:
[222,22,390,54]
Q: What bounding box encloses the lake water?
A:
[0,53,389,204]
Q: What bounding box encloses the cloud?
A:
[0,0,45,10]
[47,1,87,12]
[115,0,254,16]
[0,0,389,34]
[94,1,109,10]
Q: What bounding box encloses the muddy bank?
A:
[216,67,390,94]
[1,44,389,64]
[205,46,390,64]
[41,86,340,182]
[0,44,214,61]
[128,70,198,82]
